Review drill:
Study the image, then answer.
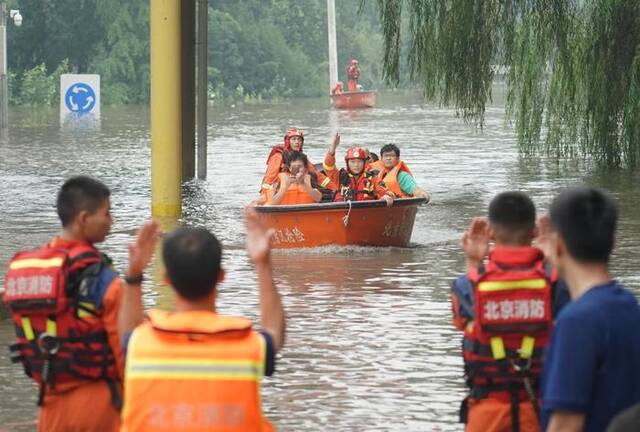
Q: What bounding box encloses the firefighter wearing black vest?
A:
[450,192,570,432]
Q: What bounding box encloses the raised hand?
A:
[127,219,161,277]
[329,131,341,154]
[535,215,554,260]
[461,217,490,267]
[245,206,275,264]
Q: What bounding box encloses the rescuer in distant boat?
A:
[346,59,361,92]
[331,81,344,95]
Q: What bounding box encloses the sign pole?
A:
[151,0,182,217]
[196,0,208,180]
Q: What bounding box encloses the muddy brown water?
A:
[1,94,639,431]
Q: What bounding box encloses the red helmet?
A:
[345,147,367,162]
[283,128,304,150]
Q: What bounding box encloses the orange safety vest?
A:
[122,310,273,432]
[3,242,120,407]
[266,172,317,205]
[374,161,414,198]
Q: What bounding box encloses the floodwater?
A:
[1,93,639,431]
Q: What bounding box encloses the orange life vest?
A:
[267,172,317,205]
[335,169,376,201]
[122,310,273,432]
[3,242,120,406]
[374,161,414,198]
[462,248,553,405]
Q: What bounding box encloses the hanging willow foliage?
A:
[371,0,640,168]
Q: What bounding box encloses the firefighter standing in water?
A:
[450,192,569,432]
[2,176,154,432]
[260,128,333,200]
[346,59,361,92]
[119,208,284,431]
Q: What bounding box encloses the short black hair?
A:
[368,152,379,162]
[56,176,111,227]
[488,192,536,244]
[162,227,222,301]
[380,144,400,158]
[284,150,309,167]
[550,187,617,263]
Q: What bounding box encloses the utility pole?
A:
[0,4,8,136]
[196,0,207,179]
[326,0,338,93]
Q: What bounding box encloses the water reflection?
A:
[0,95,639,431]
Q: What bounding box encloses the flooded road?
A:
[1,94,639,431]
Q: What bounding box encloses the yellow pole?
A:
[151,0,182,217]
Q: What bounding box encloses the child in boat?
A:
[323,137,393,206]
[268,151,322,205]
[450,191,570,432]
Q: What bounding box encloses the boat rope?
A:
[343,200,352,227]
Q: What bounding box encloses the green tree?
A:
[374,0,640,168]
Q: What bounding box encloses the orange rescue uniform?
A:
[121,310,275,432]
[38,237,124,432]
[323,152,389,200]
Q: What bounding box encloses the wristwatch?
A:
[124,274,144,285]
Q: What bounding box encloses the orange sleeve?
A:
[323,152,340,187]
[308,160,336,191]
[101,278,125,379]
[261,153,283,192]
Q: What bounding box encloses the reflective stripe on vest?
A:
[122,311,270,432]
[127,358,263,381]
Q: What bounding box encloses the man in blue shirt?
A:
[538,187,640,432]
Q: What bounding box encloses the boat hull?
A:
[331,90,377,109]
[254,198,425,248]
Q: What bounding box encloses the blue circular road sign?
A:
[65,83,96,114]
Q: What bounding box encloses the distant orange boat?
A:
[331,90,377,109]
[253,197,426,249]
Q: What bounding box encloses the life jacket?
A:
[335,169,376,201]
[266,172,317,205]
[3,241,120,407]
[367,160,385,172]
[461,247,553,427]
[122,310,273,432]
[375,161,414,198]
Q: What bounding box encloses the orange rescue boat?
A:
[331,90,377,109]
[254,197,426,249]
